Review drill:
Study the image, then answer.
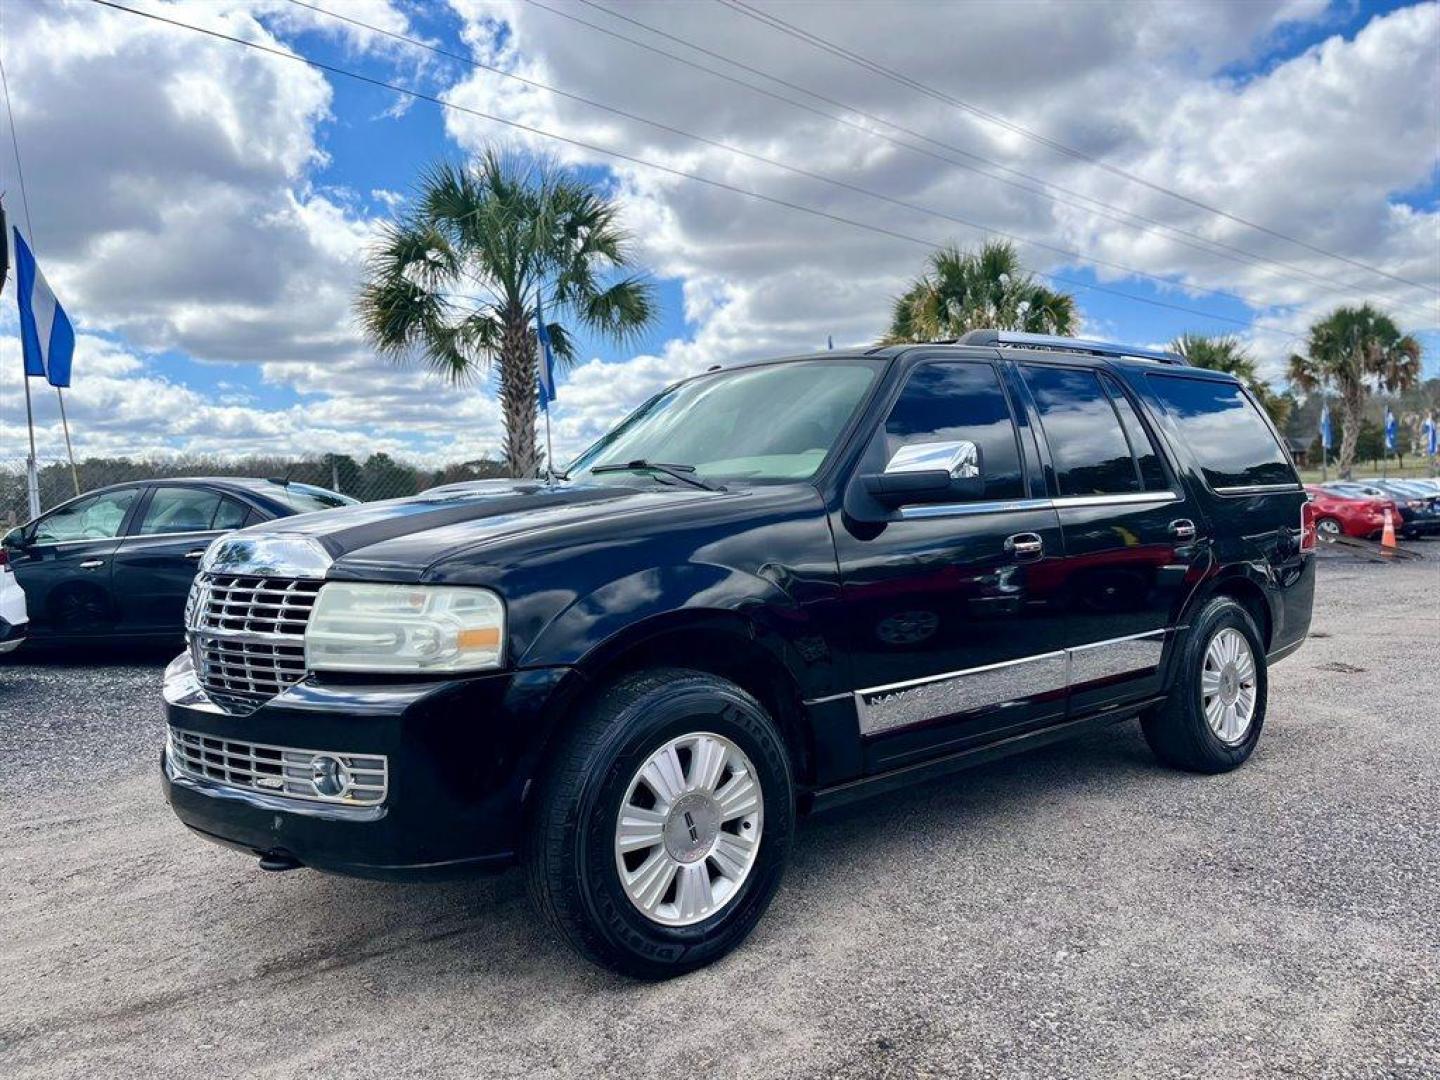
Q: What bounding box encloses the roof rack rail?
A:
[958,329,1187,365]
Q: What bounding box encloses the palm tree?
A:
[1287,305,1422,478]
[358,152,658,478]
[885,240,1076,343]
[1171,333,1291,428]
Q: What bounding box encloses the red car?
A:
[1304,485,1399,540]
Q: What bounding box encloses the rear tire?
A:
[1142,597,1267,774]
[1315,516,1342,539]
[525,668,794,979]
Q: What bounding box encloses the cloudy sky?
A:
[1,0,1437,468]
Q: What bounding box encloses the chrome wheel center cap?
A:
[1220,665,1240,705]
[663,792,721,864]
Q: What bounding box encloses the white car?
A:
[0,542,29,653]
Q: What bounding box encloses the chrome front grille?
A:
[186,574,324,707]
[167,728,387,806]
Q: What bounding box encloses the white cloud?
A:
[2,0,1436,474]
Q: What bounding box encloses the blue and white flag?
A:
[534,294,556,410]
[14,228,73,388]
[1384,407,1397,453]
[1424,414,1438,457]
[1319,400,1332,451]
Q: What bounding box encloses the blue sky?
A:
[2,0,1436,466]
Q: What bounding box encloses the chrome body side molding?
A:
[853,629,1174,737]
[899,490,1178,520]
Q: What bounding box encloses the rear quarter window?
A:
[1146,374,1296,490]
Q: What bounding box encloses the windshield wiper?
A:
[590,460,720,491]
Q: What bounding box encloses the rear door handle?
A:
[79,559,105,569]
[184,550,206,559]
[1005,532,1044,560]
[1168,519,1197,540]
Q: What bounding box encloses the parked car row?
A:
[1305,477,1440,540]
[0,477,353,647]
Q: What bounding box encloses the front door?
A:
[1014,361,1207,713]
[831,359,1067,773]
[9,487,142,637]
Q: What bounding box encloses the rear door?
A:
[109,485,252,635]
[8,487,142,637]
[1014,360,1207,712]
[831,357,1068,772]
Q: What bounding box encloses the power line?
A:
[549,0,1433,321]
[89,0,1311,343]
[717,0,1437,295]
[286,0,1323,319]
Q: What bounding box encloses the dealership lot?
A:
[1,556,1436,1079]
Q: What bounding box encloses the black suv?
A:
[162,330,1315,977]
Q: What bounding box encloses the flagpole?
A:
[21,368,40,519]
[55,387,79,496]
[543,401,555,490]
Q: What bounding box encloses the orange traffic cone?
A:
[1380,508,1398,555]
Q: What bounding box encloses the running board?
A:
[806,698,1163,815]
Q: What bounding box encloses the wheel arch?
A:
[533,610,820,793]
[1188,569,1274,651]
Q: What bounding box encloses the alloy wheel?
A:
[1201,628,1258,745]
[614,731,763,927]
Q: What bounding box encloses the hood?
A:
[201,479,743,581]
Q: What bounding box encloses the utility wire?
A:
[286,0,1321,318]
[718,0,1436,295]
[1,12,81,497]
[89,0,1311,342]
[550,0,1433,320]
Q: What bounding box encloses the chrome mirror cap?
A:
[885,439,981,480]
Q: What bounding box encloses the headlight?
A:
[304,583,505,673]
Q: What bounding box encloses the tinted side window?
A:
[1147,375,1295,490]
[1021,365,1137,497]
[880,362,1024,501]
[33,489,139,543]
[137,487,222,535]
[1102,375,1168,491]
[213,498,250,531]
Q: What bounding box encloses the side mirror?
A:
[860,440,985,508]
[2,527,27,550]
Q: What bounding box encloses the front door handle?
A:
[184,550,206,559]
[79,559,105,569]
[1168,519,1197,540]
[1005,533,1044,560]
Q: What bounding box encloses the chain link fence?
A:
[1,454,511,528]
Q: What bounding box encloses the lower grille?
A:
[167,728,387,806]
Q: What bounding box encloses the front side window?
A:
[138,487,223,535]
[32,488,139,543]
[875,361,1024,502]
[569,360,880,483]
[1146,374,1295,490]
[1021,365,1138,497]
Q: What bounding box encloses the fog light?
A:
[309,754,351,798]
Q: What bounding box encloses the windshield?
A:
[568,360,880,483]
[265,482,357,513]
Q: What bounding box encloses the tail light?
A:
[0,547,8,568]
[1300,499,1317,552]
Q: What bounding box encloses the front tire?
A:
[525,668,794,978]
[1142,597,1267,774]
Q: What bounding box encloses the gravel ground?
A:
[1,554,1437,1079]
